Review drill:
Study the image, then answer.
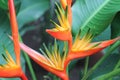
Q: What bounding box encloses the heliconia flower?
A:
[0,48,27,80]
[0,0,27,79]
[65,31,120,62]
[20,41,69,80]
[46,3,72,43]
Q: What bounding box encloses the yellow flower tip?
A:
[50,20,70,32]
[72,31,95,51]
[60,0,67,9]
[40,41,67,70]
[0,50,18,69]
[49,3,71,32]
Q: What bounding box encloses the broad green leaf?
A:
[88,54,120,80]
[72,0,120,36]
[111,12,120,39]
[93,26,111,41]
[17,0,50,28]
[0,0,21,11]
[0,0,8,10]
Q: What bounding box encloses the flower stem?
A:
[20,72,28,80]
[23,52,37,80]
[61,76,69,80]
[19,36,37,80]
[83,56,89,76]
[81,41,120,80]
[114,59,120,70]
[109,56,120,80]
[94,68,120,80]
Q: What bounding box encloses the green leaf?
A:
[0,0,21,11]
[0,0,8,10]
[93,26,111,41]
[88,54,120,80]
[111,12,120,39]
[17,0,50,28]
[93,68,120,80]
[72,0,120,36]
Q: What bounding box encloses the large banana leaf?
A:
[17,0,50,28]
[111,12,120,38]
[72,0,120,36]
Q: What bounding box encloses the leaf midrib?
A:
[81,0,112,29]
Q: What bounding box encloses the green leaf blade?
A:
[72,0,120,36]
[17,0,50,28]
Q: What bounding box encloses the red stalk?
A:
[0,67,27,80]
[8,0,28,79]
[68,34,73,50]
[67,0,72,26]
[8,0,20,65]
[20,72,28,80]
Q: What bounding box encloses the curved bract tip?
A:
[68,37,120,60]
[46,29,72,41]
[20,42,68,79]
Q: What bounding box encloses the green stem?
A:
[114,59,120,70]
[23,52,37,80]
[83,57,89,76]
[94,68,120,80]
[109,57,120,80]
[81,41,120,80]
[19,36,37,80]
[67,66,69,76]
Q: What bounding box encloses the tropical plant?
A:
[0,0,120,80]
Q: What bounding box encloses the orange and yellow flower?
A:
[1,0,119,80]
[0,49,26,79]
[19,32,120,80]
[20,41,69,80]
[19,1,120,80]
[46,3,72,42]
[66,31,120,63]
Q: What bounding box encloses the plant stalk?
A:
[19,36,37,80]
[81,41,120,80]
[94,68,120,80]
[109,57,120,80]
[83,56,89,76]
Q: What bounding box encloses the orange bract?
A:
[46,3,72,42]
[68,36,120,60]
[20,42,69,80]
